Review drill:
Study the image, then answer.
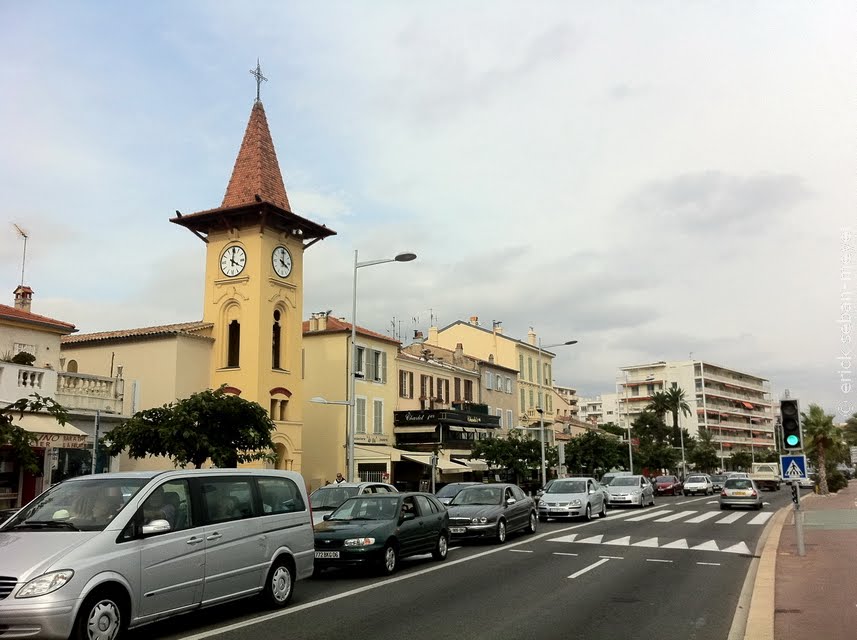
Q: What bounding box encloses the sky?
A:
[1,2,854,419]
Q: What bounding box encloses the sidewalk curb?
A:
[740,505,790,640]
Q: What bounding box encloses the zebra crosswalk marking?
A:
[604,536,631,546]
[625,509,672,522]
[661,539,689,549]
[685,512,721,524]
[716,512,745,524]
[748,512,773,525]
[654,510,697,522]
[720,541,752,554]
[632,537,659,547]
[692,540,721,551]
[577,534,603,544]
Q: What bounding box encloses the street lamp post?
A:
[626,425,634,474]
[537,338,578,488]
[347,250,416,482]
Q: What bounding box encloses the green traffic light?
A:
[785,434,800,447]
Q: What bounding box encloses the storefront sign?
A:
[397,411,438,423]
[34,433,88,449]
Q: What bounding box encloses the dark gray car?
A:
[446,483,537,544]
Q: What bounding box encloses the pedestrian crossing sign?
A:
[780,454,807,479]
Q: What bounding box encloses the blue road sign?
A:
[780,454,807,480]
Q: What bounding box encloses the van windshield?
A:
[1,477,147,532]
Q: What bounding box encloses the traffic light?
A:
[781,399,803,450]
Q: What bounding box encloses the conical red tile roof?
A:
[221,101,291,211]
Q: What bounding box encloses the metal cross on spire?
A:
[250,59,268,102]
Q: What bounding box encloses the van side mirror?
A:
[142,519,172,536]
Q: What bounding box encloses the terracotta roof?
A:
[61,321,213,345]
[302,317,400,346]
[222,101,290,211]
[0,303,76,333]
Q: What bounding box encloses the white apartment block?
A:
[578,393,620,426]
[616,360,774,461]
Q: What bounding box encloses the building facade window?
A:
[519,354,524,379]
[504,377,512,393]
[272,309,282,369]
[420,375,433,399]
[356,347,366,377]
[529,389,534,408]
[355,397,367,434]
[495,374,502,391]
[454,377,461,402]
[399,370,414,398]
[227,320,240,367]
[520,389,525,410]
[528,357,533,381]
[496,408,503,426]
[373,399,383,434]
[506,409,513,427]
[463,380,473,402]
[437,379,449,403]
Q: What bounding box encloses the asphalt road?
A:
[130,489,792,640]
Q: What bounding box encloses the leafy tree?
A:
[631,411,678,473]
[632,410,672,446]
[843,411,857,447]
[646,392,671,425]
[729,450,753,471]
[689,428,719,473]
[104,387,276,469]
[563,431,623,477]
[472,431,543,485]
[1,394,70,472]
[599,422,625,438]
[665,387,692,447]
[802,404,846,495]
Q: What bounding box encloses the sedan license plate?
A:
[450,527,466,534]
[550,509,566,514]
[734,491,749,496]
[315,551,340,559]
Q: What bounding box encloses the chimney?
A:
[527,326,537,346]
[413,330,425,343]
[13,285,33,313]
[492,320,503,334]
[454,343,464,360]
[469,316,479,326]
[428,326,439,345]
[318,313,328,331]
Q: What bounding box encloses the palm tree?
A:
[843,411,857,447]
[801,404,844,495]
[646,392,671,426]
[665,386,692,447]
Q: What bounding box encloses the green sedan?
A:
[313,492,450,576]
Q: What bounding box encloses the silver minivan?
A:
[0,468,314,640]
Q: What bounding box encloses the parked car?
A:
[604,475,655,507]
[436,482,482,505]
[446,483,537,544]
[682,474,714,496]
[600,471,632,487]
[654,475,683,496]
[709,474,729,491]
[538,477,606,521]
[313,492,449,576]
[309,482,398,525]
[726,472,750,479]
[720,477,763,510]
[0,469,315,640]
[534,478,556,504]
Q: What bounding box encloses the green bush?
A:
[826,469,848,493]
[11,351,36,366]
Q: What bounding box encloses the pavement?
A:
[743,480,857,639]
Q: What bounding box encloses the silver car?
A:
[719,477,763,510]
[309,482,398,525]
[604,474,655,507]
[0,469,315,640]
[538,477,607,521]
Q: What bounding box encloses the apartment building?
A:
[616,360,774,461]
[578,393,620,426]
[554,384,580,420]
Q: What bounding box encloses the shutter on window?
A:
[366,351,376,381]
[381,351,387,382]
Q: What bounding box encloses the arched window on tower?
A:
[227,319,241,368]
[272,309,282,369]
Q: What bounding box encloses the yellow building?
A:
[61,97,335,473]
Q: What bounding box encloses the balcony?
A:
[699,384,770,404]
[0,362,124,414]
[698,369,768,393]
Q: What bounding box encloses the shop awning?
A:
[393,426,437,434]
[454,458,489,471]
[20,422,88,449]
[741,401,754,409]
[401,453,470,473]
[354,445,414,462]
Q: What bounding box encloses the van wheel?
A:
[263,558,294,608]
[72,588,126,640]
[432,533,449,560]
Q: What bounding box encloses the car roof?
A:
[313,482,396,490]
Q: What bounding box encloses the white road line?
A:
[625,509,673,522]
[553,552,578,557]
[685,511,720,524]
[748,512,774,525]
[178,512,619,640]
[654,510,697,522]
[661,539,689,549]
[568,558,610,579]
[721,541,752,554]
[706,500,718,504]
[632,537,659,547]
[577,534,604,544]
[599,555,624,560]
[604,536,631,546]
[675,496,713,505]
[697,562,721,566]
[716,512,746,524]
[691,540,720,552]
[508,549,533,553]
[646,558,673,563]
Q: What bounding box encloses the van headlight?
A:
[16,570,74,598]
[344,538,375,547]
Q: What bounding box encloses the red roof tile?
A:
[61,321,212,345]
[0,303,75,333]
[302,317,400,345]
[222,101,290,211]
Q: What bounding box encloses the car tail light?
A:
[751,490,757,497]
[720,490,727,497]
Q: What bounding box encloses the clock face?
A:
[272,246,292,278]
[220,245,246,277]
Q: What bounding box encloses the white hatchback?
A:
[682,474,714,496]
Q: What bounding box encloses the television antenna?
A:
[12,224,28,285]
